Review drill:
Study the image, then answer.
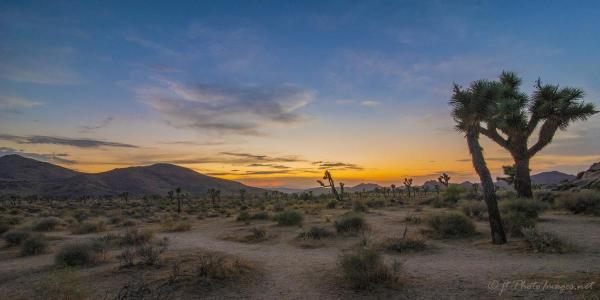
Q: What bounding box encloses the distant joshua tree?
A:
[391,184,396,199]
[167,190,174,204]
[403,178,413,198]
[317,170,342,202]
[175,187,182,215]
[438,173,451,187]
[208,188,221,207]
[239,188,246,204]
[120,192,129,204]
[339,182,345,201]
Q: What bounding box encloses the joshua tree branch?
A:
[479,126,510,149]
[527,119,559,158]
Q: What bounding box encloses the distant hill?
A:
[531,171,576,185]
[0,154,263,197]
[301,183,382,195]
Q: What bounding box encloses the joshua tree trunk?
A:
[466,131,507,245]
[513,157,533,198]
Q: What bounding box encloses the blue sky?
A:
[1,1,599,188]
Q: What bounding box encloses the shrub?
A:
[521,227,571,253]
[0,222,9,234]
[556,190,600,216]
[55,243,102,267]
[366,199,385,208]
[195,252,255,282]
[33,216,64,232]
[442,185,465,203]
[299,226,332,240]
[70,220,106,234]
[137,237,169,266]
[119,229,154,246]
[273,210,303,226]
[534,191,558,204]
[326,201,337,209]
[161,220,191,232]
[33,268,91,300]
[353,201,368,213]
[426,212,476,238]
[339,248,400,289]
[403,214,421,224]
[250,211,270,220]
[249,227,267,241]
[20,234,48,256]
[383,235,426,253]
[459,200,487,220]
[334,213,367,234]
[502,211,537,237]
[3,229,31,246]
[499,198,546,219]
[237,211,250,222]
[273,201,286,212]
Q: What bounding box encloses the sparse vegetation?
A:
[334,213,367,234]
[33,268,91,300]
[20,234,48,256]
[32,216,65,231]
[556,190,600,216]
[459,200,487,220]
[521,227,572,253]
[426,212,476,238]
[55,242,103,267]
[273,210,303,226]
[70,220,106,234]
[299,226,332,240]
[339,247,401,289]
[3,229,32,246]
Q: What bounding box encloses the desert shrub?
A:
[502,211,537,237]
[521,227,571,253]
[299,226,332,240]
[556,190,600,216]
[459,200,487,220]
[119,229,154,246]
[403,214,421,224]
[334,213,367,234]
[161,219,191,232]
[33,268,91,300]
[2,229,31,246]
[500,198,546,219]
[273,210,303,226]
[534,190,558,204]
[366,199,385,208]
[195,252,255,282]
[426,212,476,238]
[20,234,48,256]
[326,200,337,209]
[33,216,64,231]
[117,247,136,267]
[55,243,102,267]
[250,211,269,220]
[72,209,89,222]
[353,201,368,213]
[249,227,267,241]
[339,247,400,289]
[70,220,106,234]
[236,211,250,222]
[383,235,426,253]
[273,201,286,212]
[442,185,465,203]
[0,222,9,234]
[137,237,169,266]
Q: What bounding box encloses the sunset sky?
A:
[1,1,599,188]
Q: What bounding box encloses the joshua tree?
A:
[339,182,345,201]
[175,187,182,215]
[167,190,174,204]
[120,192,129,204]
[403,178,413,198]
[391,184,396,199]
[434,185,440,195]
[496,165,517,186]
[317,170,341,202]
[438,173,451,187]
[475,72,597,198]
[239,188,246,204]
[451,80,507,244]
[208,188,221,207]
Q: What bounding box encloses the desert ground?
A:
[1,191,599,300]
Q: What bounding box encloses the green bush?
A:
[383,235,426,253]
[55,243,102,266]
[119,229,154,246]
[500,198,546,219]
[273,210,303,226]
[459,200,487,220]
[2,229,32,246]
[442,185,465,203]
[556,190,600,216]
[426,212,476,238]
[299,226,332,240]
[339,248,399,289]
[33,217,64,231]
[20,235,48,256]
[250,211,270,220]
[334,213,367,234]
[236,211,250,222]
[353,201,368,212]
[502,211,537,237]
[521,227,571,253]
[534,191,558,204]
[33,268,91,300]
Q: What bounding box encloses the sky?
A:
[1,0,600,189]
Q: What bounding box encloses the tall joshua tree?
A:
[317,170,341,202]
[478,72,597,198]
[438,173,451,187]
[403,178,413,198]
[451,80,507,244]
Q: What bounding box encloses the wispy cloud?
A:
[360,100,380,107]
[312,161,363,170]
[247,163,291,169]
[0,134,138,148]
[0,147,76,164]
[220,152,303,163]
[78,117,114,133]
[0,95,42,109]
[135,79,313,135]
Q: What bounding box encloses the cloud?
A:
[361,100,380,107]
[456,157,511,163]
[158,140,227,146]
[312,161,363,170]
[136,79,313,135]
[78,117,114,133]
[247,163,291,169]
[0,147,76,164]
[220,152,303,163]
[0,134,138,148]
[0,95,42,110]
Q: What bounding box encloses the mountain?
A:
[0,154,262,197]
[301,183,383,195]
[531,171,576,185]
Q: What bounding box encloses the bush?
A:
[403,214,421,224]
[500,198,546,219]
[426,212,476,238]
[299,226,332,240]
[556,190,600,216]
[33,268,91,300]
[339,248,400,289]
[443,185,465,203]
[534,191,558,204]
[161,220,191,232]
[366,199,385,208]
[459,200,487,220]
[70,220,106,234]
[55,243,102,266]
[195,252,255,282]
[0,222,9,234]
[249,227,267,241]
[326,201,337,209]
[20,234,48,256]
[334,213,367,234]
[137,238,169,266]
[383,235,427,253]
[353,201,368,213]
[33,217,64,231]
[521,227,571,253]
[273,210,303,226]
[236,211,250,222]
[250,211,270,220]
[119,229,154,246]
[3,229,31,246]
[502,211,537,237]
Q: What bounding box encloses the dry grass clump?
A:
[425,212,477,239]
[521,227,572,254]
[33,268,91,300]
[55,242,105,267]
[161,219,192,232]
[459,200,487,220]
[194,251,255,284]
[500,198,546,237]
[117,237,170,267]
[32,216,65,231]
[299,226,333,240]
[2,229,32,246]
[118,228,155,247]
[273,210,303,226]
[339,247,402,290]
[20,234,48,256]
[70,219,106,234]
[334,213,368,235]
[381,228,427,253]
